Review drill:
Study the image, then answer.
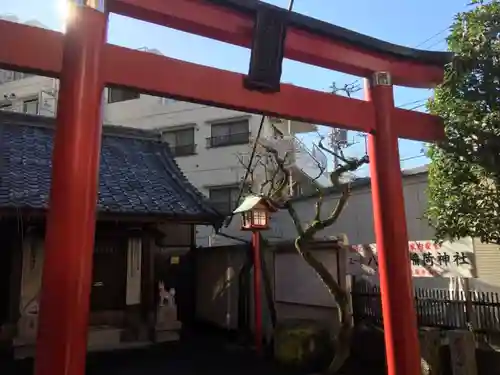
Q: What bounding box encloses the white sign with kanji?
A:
[347,237,475,278]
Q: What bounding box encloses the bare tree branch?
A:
[258,144,289,200]
[235,153,255,188]
[237,120,369,374]
[259,150,287,197]
[330,80,362,98]
[317,137,350,165]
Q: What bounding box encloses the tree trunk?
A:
[295,238,353,374]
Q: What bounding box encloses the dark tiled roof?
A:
[0,112,222,223]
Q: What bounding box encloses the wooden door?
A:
[91,240,127,311]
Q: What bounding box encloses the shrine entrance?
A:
[0,1,451,375]
[91,242,127,312]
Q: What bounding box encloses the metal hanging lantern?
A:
[233,195,277,231]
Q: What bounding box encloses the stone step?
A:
[88,326,122,348]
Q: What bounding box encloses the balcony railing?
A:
[169,144,196,157]
[206,132,250,148]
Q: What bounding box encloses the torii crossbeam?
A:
[0,1,451,375]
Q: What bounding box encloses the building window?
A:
[0,70,14,83]
[162,128,196,156]
[0,70,31,84]
[23,99,39,115]
[209,186,240,214]
[107,88,140,103]
[13,72,28,81]
[206,119,250,148]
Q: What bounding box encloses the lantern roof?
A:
[232,194,278,214]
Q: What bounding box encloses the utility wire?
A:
[414,27,450,49]
[223,0,297,228]
[408,103,427,111]
[342,26,452,92]
[425,38,448,51]
[400,154,426,162]
[397,98,427,108]
[332,28,448,176]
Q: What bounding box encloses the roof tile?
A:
[0,113,221,223]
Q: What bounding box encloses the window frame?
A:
[0,70,14,83]
[162,127,196,157]
[206,119,250,148]
[23,98,39,115]
[107,88,140,104]
[208,186,241,214]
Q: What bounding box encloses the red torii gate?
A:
[0,1,451,375]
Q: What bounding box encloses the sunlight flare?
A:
[56,0,75,33]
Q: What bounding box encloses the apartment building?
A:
[102,89,323,245]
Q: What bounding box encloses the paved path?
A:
[2,335,289,375]
[1,333,382,375]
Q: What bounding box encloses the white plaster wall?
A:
[271,173,433,244]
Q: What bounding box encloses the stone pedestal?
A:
[15,315,38,345]
[420,328,442,375]
[87,326,121,348]
[154,305,182,342]
[448,330,477,375]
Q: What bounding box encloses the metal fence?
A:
[351,280,500,333]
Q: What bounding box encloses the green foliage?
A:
[427,1,500,244]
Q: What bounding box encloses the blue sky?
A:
[4,0,469,175]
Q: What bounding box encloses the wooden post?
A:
[252,231,263,353]
[463,278,475,330]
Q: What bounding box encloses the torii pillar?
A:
[367,72,421,375]
[35,2,108,375]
